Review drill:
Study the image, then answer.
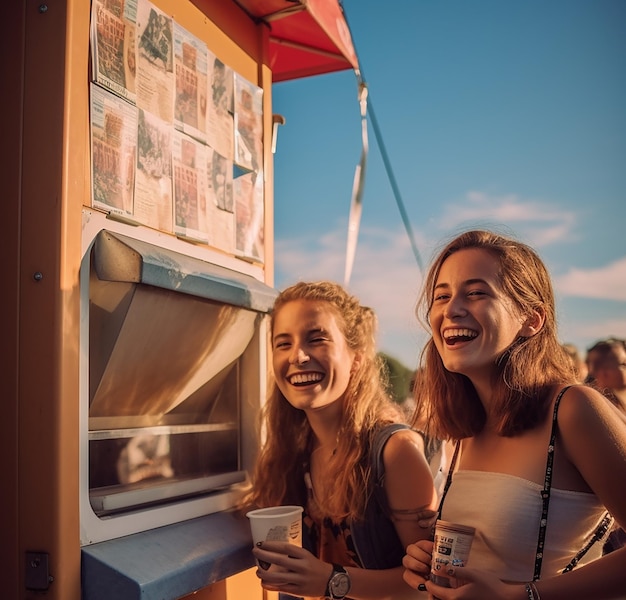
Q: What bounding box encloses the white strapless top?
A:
[441,470,606,582]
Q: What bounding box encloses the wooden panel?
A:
[7,0,275,598]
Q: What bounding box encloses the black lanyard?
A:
[435,386,611,581]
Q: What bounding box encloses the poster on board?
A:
[173,22,208,143]
[173,130,208,243]
[90,83,137,217]
[90,0,138,103]
[136,0,174,123]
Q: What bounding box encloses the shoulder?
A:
[378,427,437,528]
[556,384,625,434]
[555,385,626,523]
[382,427,428,470]
[555,384,626,465]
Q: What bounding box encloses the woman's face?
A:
[429,248,529,383]
[271,299,356,413]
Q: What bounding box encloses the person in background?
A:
[402,230,626,599]
[585,337,626,555]
[241,281,437,600]
[585,337,626,414]
[561,342,588,384]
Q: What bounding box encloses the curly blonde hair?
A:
[241,281,404,521]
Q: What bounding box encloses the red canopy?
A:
[234,0,359,82]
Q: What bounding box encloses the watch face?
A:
[330,572,351,598]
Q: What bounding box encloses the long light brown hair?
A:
[241,281,404,521]
[412,230,576,440]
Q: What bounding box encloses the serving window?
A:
[82,229,276,524]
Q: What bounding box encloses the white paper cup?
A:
[431,519,475,588]
[246,505,303,571]
[246,505,303,546]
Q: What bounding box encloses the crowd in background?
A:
[565,337,626,414]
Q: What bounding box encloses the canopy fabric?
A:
[234,0,359,81]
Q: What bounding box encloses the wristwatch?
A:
[325,563,351,599]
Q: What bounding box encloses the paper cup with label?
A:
[431,519,475,588]
[246,505,303,568]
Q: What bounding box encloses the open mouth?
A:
[288,372,324,386]
[443,328,478,345]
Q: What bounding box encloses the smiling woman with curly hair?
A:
[241,280,437,600]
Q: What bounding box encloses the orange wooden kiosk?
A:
[0,1,358,599]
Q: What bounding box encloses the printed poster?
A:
[234,170,264,263]
[233,73,262,173]
[91,0,138,103]
[173,22,208,143]
[136,0,174,122]
[90,83,137,217]
[206,53,234,160]
[134,107,173,232]
[173,130,208,243]
[207,146,233,213]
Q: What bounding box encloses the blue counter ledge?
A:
[81,510,255,600]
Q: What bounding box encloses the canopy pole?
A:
[339,1,423,280]
[367,99,423,272]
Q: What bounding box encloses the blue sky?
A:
[271,0,626,369]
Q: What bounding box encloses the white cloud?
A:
[273,191,624,367]
[567,316,626,342]
[554,257,626,301]
[557,310,626,356]
[435,190,579,247]
[274,230,346,283]
[274,225,426,366]
[349,233,426,366]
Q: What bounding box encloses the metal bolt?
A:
[33,272,43,281]
[39,4,48,13]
